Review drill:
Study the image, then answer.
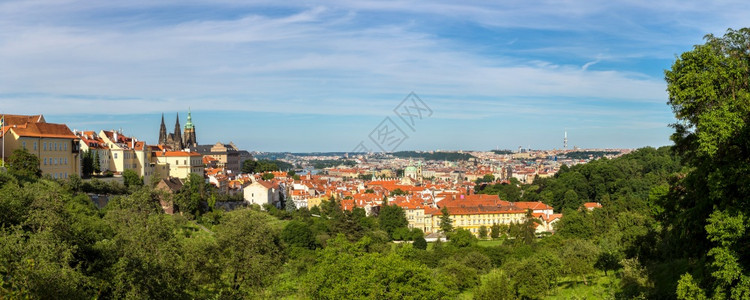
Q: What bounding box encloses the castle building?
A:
[158,110,197,150]
[183,109,197,148]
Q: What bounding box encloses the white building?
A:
[243,180,280,206]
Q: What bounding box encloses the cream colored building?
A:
[1,114,80,179]
[77,131,112,174]
[425,208,527,235]
[243,180,280,206]
[98,130,155,183]
[153,150,204,180]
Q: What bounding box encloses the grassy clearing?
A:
[546,271,618,300]
[476,239,504,247]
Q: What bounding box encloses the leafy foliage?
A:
[662,27,750,298]
[241,159,293,173]
[7,148,41,182]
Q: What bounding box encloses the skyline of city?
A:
[2,1,749,151]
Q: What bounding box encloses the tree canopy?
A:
[663,27,750,299]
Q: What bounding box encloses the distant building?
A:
[1,114,80,178]
[153,150,204,180]
[158,110,197,150]
[98,130,154,183]
[243,180,281,206]
[190,142,249,174]
[582,202,602,211]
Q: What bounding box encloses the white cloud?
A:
[0,0,739,123]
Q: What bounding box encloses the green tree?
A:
[511,258,553,299]
[439,206,453,235]
[490,223,502,239]
[122,169,143,188]
[413,236,427,250]
[301,235,455,299]
[676,273,707,300]
[561,239,599,285]
[215,209,285,295]
[175,173,208,216]
[92,152,101,174]
[478,225,488,239]
[438,260,480,291]
[473,270,514,300]
[281,220,316,249]
[7,148,41,181]
[285,193,296,212]
[662,27,750,298]
[261,172,275,180]
[449,228,477,248]
[378,204,408,239]
[81,150,94,178]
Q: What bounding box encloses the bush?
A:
[413,236,427,250]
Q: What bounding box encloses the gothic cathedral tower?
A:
[183,108,197,148]
[158,113,168,145]
[173,113,184,150]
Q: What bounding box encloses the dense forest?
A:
[0,146,681,299]
[1,28,749,299]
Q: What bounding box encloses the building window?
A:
[44,158,47,165]
[33,142,37,150]
[114,153,117,159]
[64,143,67,151]
[22,141,26,149]
[43,142,47,151]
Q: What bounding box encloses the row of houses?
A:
[1,114,208,182]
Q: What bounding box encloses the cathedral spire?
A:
[158,113,167,145]
[173,113,183,149]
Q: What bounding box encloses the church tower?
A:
[158,113,168,145]
[183,108,197,148]
[172,113,184,150]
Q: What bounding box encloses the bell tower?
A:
[183,108,197,148]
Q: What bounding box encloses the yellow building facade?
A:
[1,114,80,178]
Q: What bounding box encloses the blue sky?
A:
[1,1,748,152]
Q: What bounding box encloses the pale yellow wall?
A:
[4,133,79,178]
[427,211,525,235]
[154,155,204,179]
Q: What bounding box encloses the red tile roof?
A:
[9,122,77,139]
[154,151,202,157]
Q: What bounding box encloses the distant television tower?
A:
[564,131,568,150]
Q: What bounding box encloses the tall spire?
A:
[183,108,197,148]
[185,107,194,129]
[173,113,183,149]
[158,113,167,145]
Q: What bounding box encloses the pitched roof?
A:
[154,151,202,157]
[583,202,602,209]
[1,114,44,126]
[514,201,553,211]
[9,122,77,139]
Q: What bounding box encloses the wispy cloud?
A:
[0,0,745,150]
